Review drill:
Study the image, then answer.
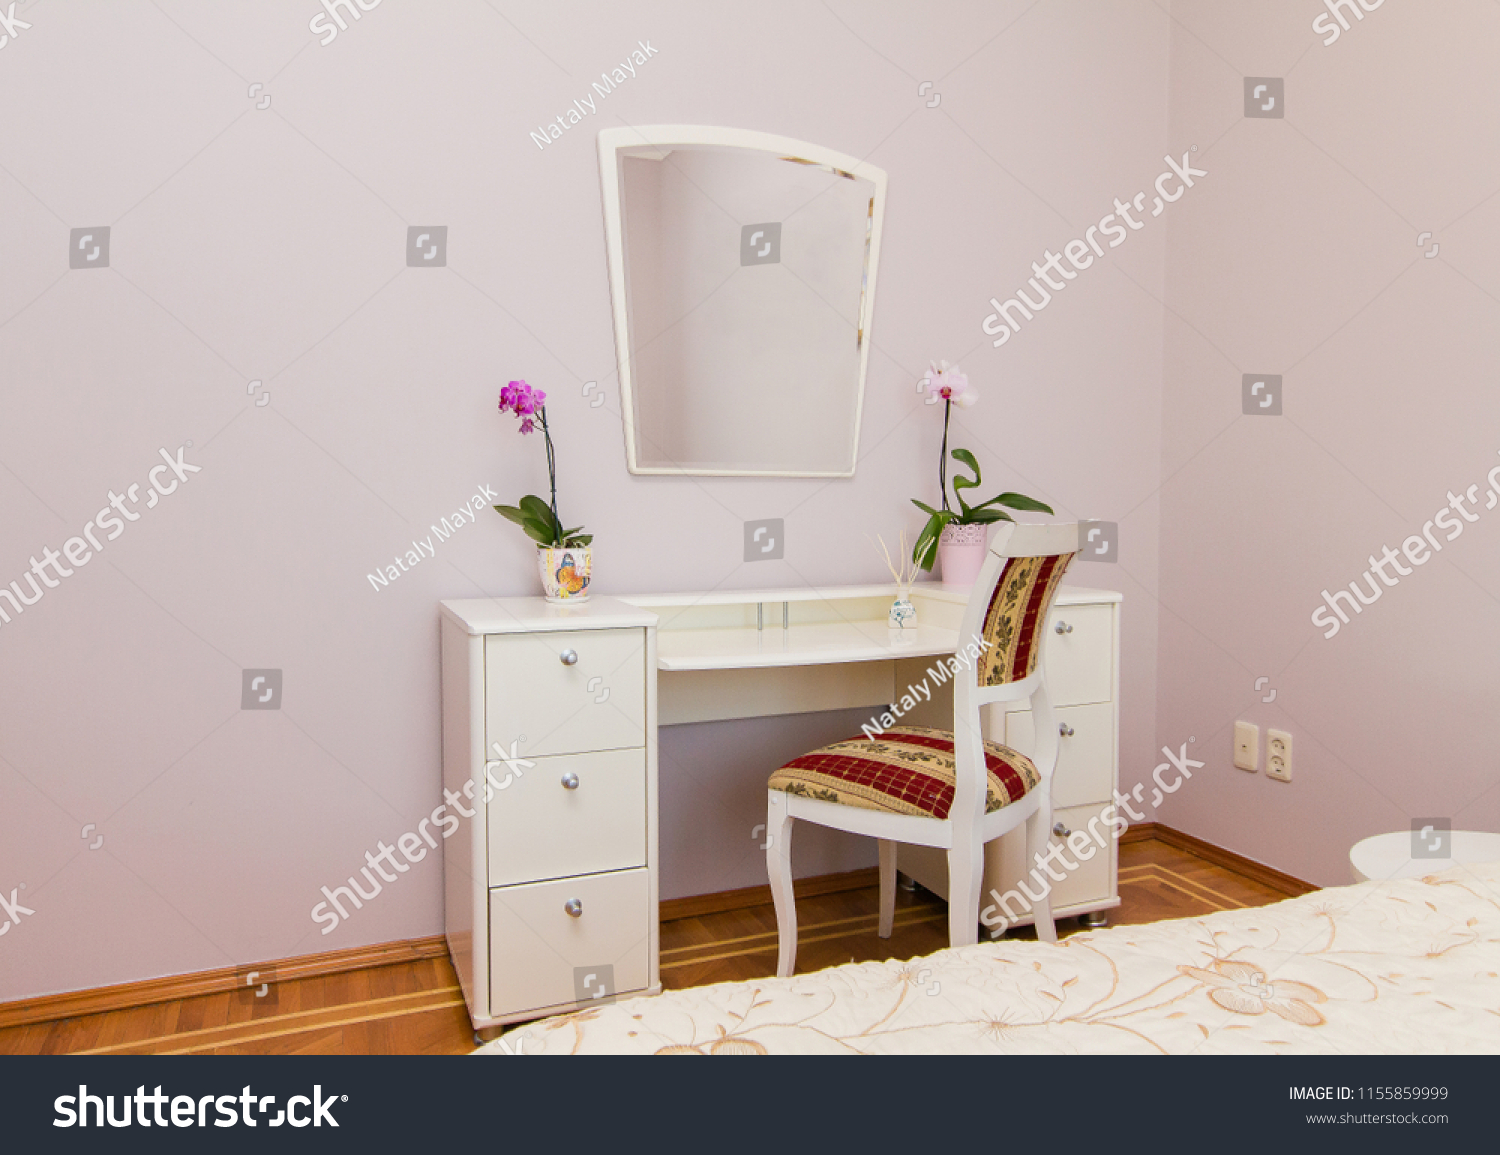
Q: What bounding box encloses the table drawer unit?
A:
[489,867,651,1018]
[1002,702,1114,809]
[487,748,647,887]
[485,627,645,757]
[1040,802,1116,912]
[443,597,660,1030]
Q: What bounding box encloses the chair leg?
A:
[766,790,798,977]
[946,836,982,949]
[1026,801,1058,944]
[877,839,897,939]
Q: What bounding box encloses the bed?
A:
[475,862,1500,1055]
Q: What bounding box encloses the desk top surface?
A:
[655,619,966,672]
[440,595,660,635]
[619,581,1121,609]
[441,584,1119,673]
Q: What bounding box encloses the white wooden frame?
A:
[596,124,888,477]
[766,522,1079,974]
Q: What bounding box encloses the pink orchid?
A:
[918,360,976,408]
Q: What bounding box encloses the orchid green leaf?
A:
[911,509,954,572]
[984,492,1054,514]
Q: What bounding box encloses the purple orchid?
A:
[500,379,546,427]
[494,379,592,550]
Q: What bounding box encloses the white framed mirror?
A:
[597,126,887,477]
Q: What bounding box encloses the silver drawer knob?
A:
[561,772,580,790]
[564,898,583,918]
[1053,822,1071,838]
[1054,621,1073,634]
[1059,723,1075,737]
[559,649,578,665]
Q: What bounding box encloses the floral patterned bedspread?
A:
[478,863,1500,1055]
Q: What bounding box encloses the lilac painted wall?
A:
[0,0,1167,1001]
[1155,0,1500,883]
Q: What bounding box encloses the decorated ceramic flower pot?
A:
[938,522,988,587]
[538,546,591,604]
[888,597,917,629]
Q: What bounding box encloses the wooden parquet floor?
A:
[0,838,1294,1056]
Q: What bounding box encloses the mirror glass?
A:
[599,128,886,476]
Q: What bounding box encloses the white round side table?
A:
[1349,829,1500,883]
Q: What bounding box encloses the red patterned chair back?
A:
[957,522,1079,694]
[976,550,1076,686]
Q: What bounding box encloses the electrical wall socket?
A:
[1266,728,1292,782]
[1233,721,1258,772]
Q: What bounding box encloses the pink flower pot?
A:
[938,522,988,588]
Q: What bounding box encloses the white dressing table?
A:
[440,581,1121,1029]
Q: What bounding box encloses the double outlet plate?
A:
[1233,721,1292,781]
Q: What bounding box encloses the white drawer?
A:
[1040,604,1112,706]
[489,868,651,1017]
[982,802,1115,928]
[1003,702,1114,808]
[487,748,646,887]
[1042,802,1116,911]
[485,628,645,757]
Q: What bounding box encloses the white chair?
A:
[765,521,1078,976]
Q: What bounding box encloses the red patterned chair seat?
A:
[767,725,1040,820]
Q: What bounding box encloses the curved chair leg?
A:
[766,790,798,977]
[877,839,897,939]
[1026,801,1058,944]
[946,834,982,949]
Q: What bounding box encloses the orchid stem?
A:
[938,398,951,512]
[539,407,561,546]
